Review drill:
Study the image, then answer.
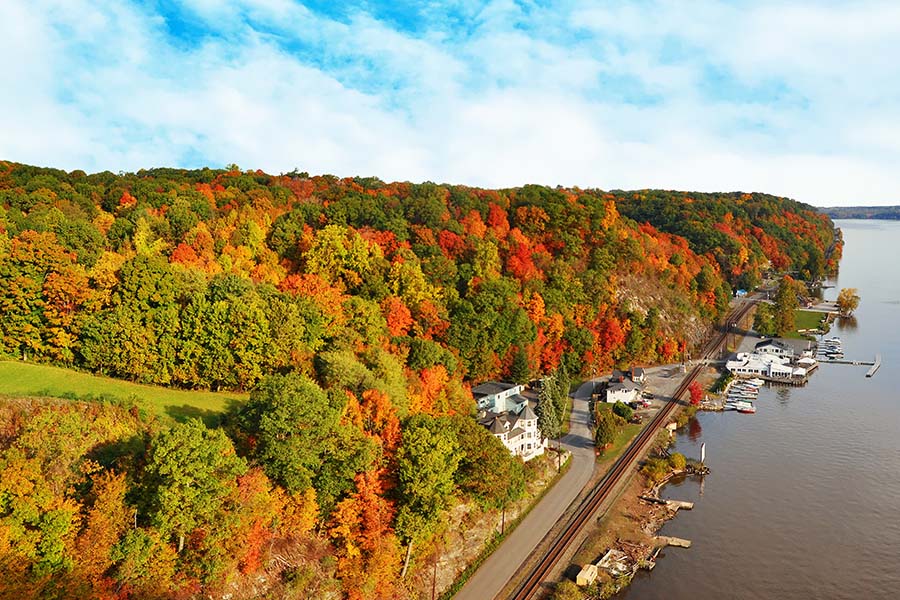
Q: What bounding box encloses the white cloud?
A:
[0,0,898,205]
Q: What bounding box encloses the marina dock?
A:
[867,354,882,377]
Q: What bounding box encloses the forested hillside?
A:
[0,161,840,599]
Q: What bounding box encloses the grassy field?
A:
[0,361,247,424]
[784,309,829,339]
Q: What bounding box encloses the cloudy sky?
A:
[2,1,899,206]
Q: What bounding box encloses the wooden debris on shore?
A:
[656,535,692,548]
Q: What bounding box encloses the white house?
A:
[479,404,546,461]
[472,381,528,414]
[605,379,641,404]
[630,366,646,384]
[755,339,794,358]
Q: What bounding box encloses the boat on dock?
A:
[728,386,758,396]
[729,400,757,414]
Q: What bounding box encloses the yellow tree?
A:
[836,288,860,317]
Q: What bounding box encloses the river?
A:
[620,220,900,599]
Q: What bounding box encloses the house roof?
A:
[608,379,641,393]
[520,404,537,420]
[508,393,529,407]
[472,381,519,397]
[755,339,790,350]
[488,418,507,435]
[508,427,527,439]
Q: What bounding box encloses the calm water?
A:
[622,220,900,600]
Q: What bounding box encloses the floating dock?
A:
[866,354,882,378]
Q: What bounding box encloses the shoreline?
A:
[553,300,848,600]
[552,318,759,599]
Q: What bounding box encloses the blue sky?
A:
[2,0,900,205]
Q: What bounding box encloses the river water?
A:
[621,220,900,600]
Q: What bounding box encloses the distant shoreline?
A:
[820,207,900,220]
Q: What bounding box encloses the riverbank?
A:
[618,221,898,600]
[545,364,720,600]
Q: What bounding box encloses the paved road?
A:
[454,381,599,600]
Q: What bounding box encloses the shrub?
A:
[612,401,633,422]
[641,457,670,483]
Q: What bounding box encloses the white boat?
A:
[729,388,758,396]
[730,385,759,394]
[731,384,759,393]
[731,400,757,414]
[746,378,765,386]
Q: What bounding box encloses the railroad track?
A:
[507,300,756,600]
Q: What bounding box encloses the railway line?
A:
[507,299,756,600]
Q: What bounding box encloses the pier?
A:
[735,373,809,386]
[817,354,880,378]
[866,354,882,377]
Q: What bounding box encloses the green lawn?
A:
[784,309,829,339]
[0,361,247,425]
[594,402,643,465]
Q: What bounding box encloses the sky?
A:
[2,1,899,206]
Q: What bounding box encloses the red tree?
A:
[688,381,703,405]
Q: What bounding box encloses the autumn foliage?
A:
[0,162,841,598]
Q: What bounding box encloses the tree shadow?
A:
[86,433,147,470]
[164,397,246,428]
[164,404,223,427]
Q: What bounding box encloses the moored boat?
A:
[731,400,757,413]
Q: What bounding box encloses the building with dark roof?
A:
[477,403,545,461]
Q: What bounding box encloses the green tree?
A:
[394,415,461,550]
[536,375,563,442]
[450,415,526,510]
[237,373,341,494]
[612,401,633,422]
[594,408,624,449]
[753,303,776,336]
[773,276,800,336]
[509,346,532,384]
[668,452,687,471]
[143,419,247,552]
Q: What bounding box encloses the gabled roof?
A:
[508,427,527,439]
[488,417,507,435]
[520,404,537,420]
[472,381,519,397]
[631,366,645,376]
